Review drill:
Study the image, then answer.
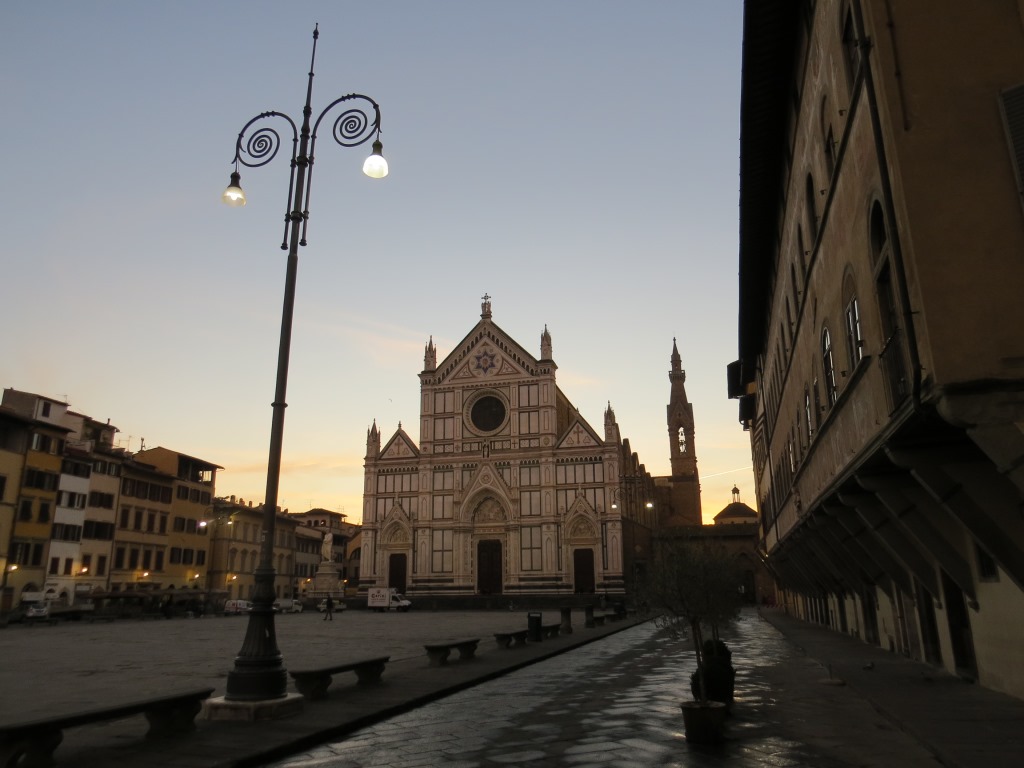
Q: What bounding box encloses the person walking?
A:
[324,595,334,621]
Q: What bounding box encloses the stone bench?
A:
[424,638,480,666]
[493,630,530,648]
[542,623,561,639]
[0,686,214,767]
[289,656,390,699]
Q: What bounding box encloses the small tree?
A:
[644,536,743,704]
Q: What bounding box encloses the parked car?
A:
[25,602,49,619]
[316,598,346,613]
[273,599,303,613]
[223,599,252,615]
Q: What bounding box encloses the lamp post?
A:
[221,25,387,702]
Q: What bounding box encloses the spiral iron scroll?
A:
[240,127,281,168]
[314,94,382,149]
[232,112,298,169]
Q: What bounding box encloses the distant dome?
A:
[714,500,757,525]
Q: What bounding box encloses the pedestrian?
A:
[324,595,334,621]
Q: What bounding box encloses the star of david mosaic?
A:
[473,349,498,374]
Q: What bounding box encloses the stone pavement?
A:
[1,606,1023,767]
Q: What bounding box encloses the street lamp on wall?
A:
[220,25,387,703]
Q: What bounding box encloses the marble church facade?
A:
[359,298,657,601]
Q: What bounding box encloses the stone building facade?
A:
[360,298,656,602]
[731,1,1024,698]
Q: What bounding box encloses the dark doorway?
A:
[862,587,880,645]
[941,569,977,678]
[915,578,943,665]
[477,540,503,595]
[573,548,596,594]
[388,553,407,593]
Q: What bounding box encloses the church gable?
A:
[565,501,599,543]
[433,323,540,385]
[461,463,513,507]
[379,427,419,460]
[556,417,603,450]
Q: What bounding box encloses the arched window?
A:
[821,96,836,177]
[822,327,838,405]
[805,174,819,241]
[841,5,859,93]
[870,201,888,264]
[797,225,808,276]
[844,280,864,368]
[804,387,813,441]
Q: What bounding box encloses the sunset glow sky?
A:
[1,1,750,524]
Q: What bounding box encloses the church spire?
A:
[423,336,436,372]
[666,337,701,525]
[540,324,552,361]
[366,419,380,458]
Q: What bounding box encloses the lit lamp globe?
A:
[362,140,389,179]
[221,171,246,207]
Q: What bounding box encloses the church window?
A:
[377,472,418,494]
[521,526,542,571]
[432,470,454,491]
[518,411,539,434]
[432,495,453,519]
[520,490,541,516]
[556,462,604,485]
[431,530,453,572]
[433,417,454,440]
[677,427,687,454]
[434,391,455,413]
[520,464,541,486]
[518,384,539,407]
[470,394,506,433]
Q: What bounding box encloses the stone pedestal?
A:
[313,560,340,596]
[203,693,304,722]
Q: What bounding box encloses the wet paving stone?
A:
[270,612,943,768]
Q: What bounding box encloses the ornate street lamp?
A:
[221,25,387,701]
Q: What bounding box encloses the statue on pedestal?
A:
[321,531,333,561]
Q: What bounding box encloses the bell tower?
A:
[665,338,702,526]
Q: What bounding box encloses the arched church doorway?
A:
[477,540,503,595]
[388,553,407,593]
[573,548,595,594]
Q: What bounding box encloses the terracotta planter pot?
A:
[679,700,727,744]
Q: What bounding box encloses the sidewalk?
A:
[3,607,1023,767]
[758,607,1024,768]
[0,609,645,768]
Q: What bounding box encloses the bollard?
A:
[559,606,573,634]
[528,611,543,642]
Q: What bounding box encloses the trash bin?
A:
[528,611,543,642]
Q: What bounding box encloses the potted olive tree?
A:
[645,536,743,744]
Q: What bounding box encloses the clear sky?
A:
[0,1,751,525]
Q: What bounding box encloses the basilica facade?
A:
[359,298,657,601]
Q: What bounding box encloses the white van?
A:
[367,588,412,612]
[223,599,252,615]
